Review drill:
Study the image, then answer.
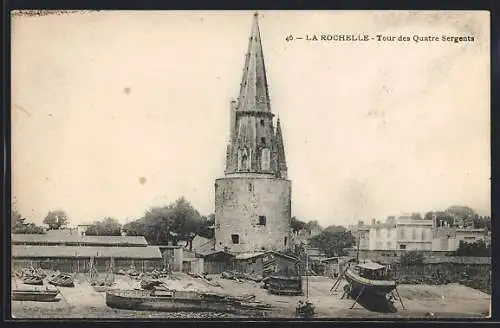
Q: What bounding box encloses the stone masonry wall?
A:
[214,176,291,253]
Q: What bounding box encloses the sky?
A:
[11,10,490,227]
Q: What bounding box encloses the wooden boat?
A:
[140,278,163,290]
[12,284,60,302]
[344,261,397,298]
[22,276,44,286]
[267,275,303,296]
[48,272,75,287]
[106,289,272,316]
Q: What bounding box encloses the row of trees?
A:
[12,211,45,234]
[12,209,70,234]
[122,197,214,249]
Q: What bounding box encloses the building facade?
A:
[355,215,488,252]
[214,14,292,253]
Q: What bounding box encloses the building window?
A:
[261,137,266,145]
[399,244,407,250]
[248,183,253,192]
[284,237,288,247]
[258,216,267,226]
[231,234,240,244]
[261,148,271,170]
[260,119,265,126]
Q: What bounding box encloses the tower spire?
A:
[237,12,271,112]
[275,118,288,178]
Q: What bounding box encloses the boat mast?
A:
[356,232,360,263]
[305,241,309,300]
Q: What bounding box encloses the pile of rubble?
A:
[396,276,452,285]
[221,271,263,283]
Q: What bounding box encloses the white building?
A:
[356,215,488,252]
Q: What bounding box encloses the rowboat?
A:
[12,283,60,302]
[266,275,303,296]
[48,272,75,287]
[106,288,272,316]
[22,276,44,286]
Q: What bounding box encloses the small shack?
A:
[199,250,235,274]
[233,251,299,277]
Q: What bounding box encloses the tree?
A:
[305,220,323,235]
[308,225,355,257]
[424,211,455,227]
[43,210,69,230]
[454,240,491,257]
[411,212,423,220]
[473,216,491,231]
[123,197,204,249]
[12,210,45,234]
[85,217,122,236]
[445,206,478,228]
[197,214,215,239]
[291,217,307,233]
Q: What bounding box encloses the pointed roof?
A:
[237,13,271,112]
[275,118,287,168]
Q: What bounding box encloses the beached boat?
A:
[12,284,60,302]
[344,261,397,298]
[22,276,44,286]
[267,275,303,296]
[106,289,272,315]
[140,277,163,290]
[48,272,75,287]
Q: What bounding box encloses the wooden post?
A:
[394,287,406,310]
[350,285,365,309]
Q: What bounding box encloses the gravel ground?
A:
[11,274,491,319]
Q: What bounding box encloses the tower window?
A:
[261,137,266,144]
[258,216,266,226]
[284,237,288,247]
[231,234,240,244]
[260,119,265,126]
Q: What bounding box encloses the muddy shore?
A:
[11,273,490,319]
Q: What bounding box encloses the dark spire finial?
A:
[236,12,271,113]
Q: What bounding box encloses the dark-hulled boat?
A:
[344,261,397,298]
[12,283,60,302]
[106,288,272,316]
[22,276,44,286]
[266,275,303,296]
[48,272,75,287]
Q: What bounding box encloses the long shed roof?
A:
[12,245,162,259]
[12,233,148,246]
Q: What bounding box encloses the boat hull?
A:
[267,276,303,296]
[12,290,60,302]
[345,269,396,297]
[106,290,271,316]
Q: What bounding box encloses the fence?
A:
[391,261,491,294]
[12,258,163,273]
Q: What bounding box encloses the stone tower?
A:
[214,13,292,253]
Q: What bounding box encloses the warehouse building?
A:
[12,230,162,273]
